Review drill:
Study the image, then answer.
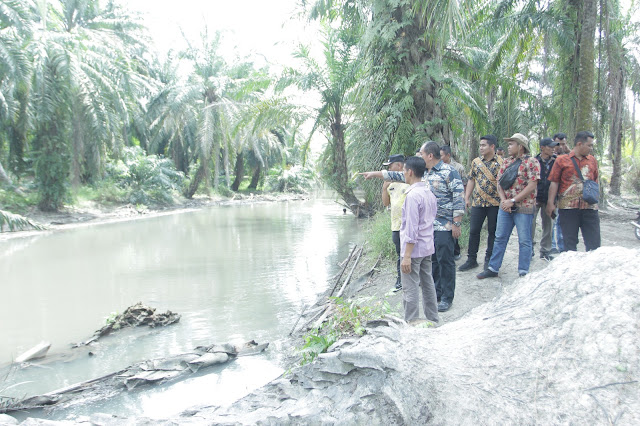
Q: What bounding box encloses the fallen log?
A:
[1,340,268,414]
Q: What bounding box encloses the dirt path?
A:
[350,211,640,324]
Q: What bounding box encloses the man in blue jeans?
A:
[477,133,540,279]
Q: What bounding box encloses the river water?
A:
[0,197,361,420]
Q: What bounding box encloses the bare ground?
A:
[349,208,640,325]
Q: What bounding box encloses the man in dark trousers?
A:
[546,131,601,251]
[381,154,409,292]
[361,141,464,312]
[531,137,558,261]
[459,135,503,272]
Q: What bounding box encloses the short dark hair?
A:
[575,131,595,144]
[440,145,452,156]
[404,156,426,178]
[553,132,567,140]
[421,141,441,159]
[496,146,505,152]
[480,134,497,147]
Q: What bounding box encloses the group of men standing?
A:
[363,130,601,322]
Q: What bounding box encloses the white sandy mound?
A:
[178,246,640,425]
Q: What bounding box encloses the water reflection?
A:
[0,198,361,417]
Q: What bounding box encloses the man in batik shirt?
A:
[459,135,503,272]
[477,133,540,279]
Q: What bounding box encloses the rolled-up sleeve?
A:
[403,194,420,245]
[382,170,406,182]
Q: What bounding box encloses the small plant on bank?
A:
[298,296,390,365]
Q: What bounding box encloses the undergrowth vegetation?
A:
[298,296,391,365]
[77,147,186,207]
[362,210,395,259]
[264,166,315,193]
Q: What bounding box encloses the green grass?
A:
[73,183,128,205]
[363,210,396,260]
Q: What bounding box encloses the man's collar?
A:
[481,154,498,162]
[432,160,444,170]
[569,150,587,160]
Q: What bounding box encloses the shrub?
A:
[363,210,396,259]
[264,166,315,193]
[105,147,186,206]
[624,158,640,195]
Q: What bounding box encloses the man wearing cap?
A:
[459,135,503,272]
[381,154,409,292]
[531,138,558,261]
[362,141,464,312]
[545,131,601,252]
[477,133,540,279]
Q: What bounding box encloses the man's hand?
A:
[545,202,556,218]
[452,224,461,239]
[401,257,412,274]
[360,171,383,180]
[465,197,471,210]
[500,199,514,213]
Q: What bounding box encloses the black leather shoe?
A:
[477,269,498,279]
[458,259,479,271]
[437,301,451,312]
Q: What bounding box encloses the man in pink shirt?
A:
[400,156,439,323]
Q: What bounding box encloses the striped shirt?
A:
[383,160,464,232]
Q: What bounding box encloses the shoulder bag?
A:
[498,158,522,190]
[570,157,599,204]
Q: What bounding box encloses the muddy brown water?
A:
[0,198,361,420]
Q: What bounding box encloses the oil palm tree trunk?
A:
[575,0,597,132]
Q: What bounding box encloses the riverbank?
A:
[4,207,640,424]
[0,192,309,241]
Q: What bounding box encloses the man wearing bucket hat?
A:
[477,133,540,279]
[381,154,409,292]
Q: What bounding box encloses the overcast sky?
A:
[122,0,319,71]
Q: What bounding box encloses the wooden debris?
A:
[15,342,51,363]
[73,302,180,347]
[2,340,268,414]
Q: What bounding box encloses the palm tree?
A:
[14,0,153,210]
[0,0,33,180]
[285,25,367,214]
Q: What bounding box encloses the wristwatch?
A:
[452,221,461,227]
[510,198,516,204]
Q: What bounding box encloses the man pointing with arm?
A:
[362,141,464,312]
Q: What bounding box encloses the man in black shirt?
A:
[532,137,558,261]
